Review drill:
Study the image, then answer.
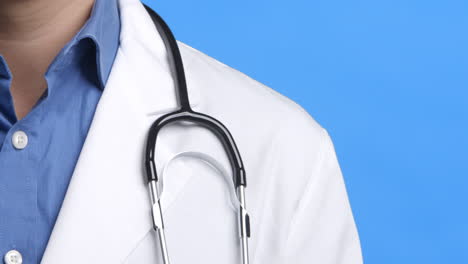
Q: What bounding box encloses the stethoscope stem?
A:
[149,180,171,264]
[157,226,171,264]
[238,185,250,264]
[149,182,250,264]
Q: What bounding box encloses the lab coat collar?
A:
[41,0,201,262]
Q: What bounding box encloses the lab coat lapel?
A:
[41,0,201,262]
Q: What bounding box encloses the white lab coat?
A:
[40,0,362,263]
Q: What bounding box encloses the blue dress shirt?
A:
[0,0,120,262]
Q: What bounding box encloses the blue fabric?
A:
[0,0,120,262]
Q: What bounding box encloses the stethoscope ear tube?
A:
[143,4,250,264]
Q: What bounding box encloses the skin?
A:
[0,0,95,120]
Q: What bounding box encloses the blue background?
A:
[143,0,468,262]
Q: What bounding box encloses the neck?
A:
[0,0,94,41]
[0,0,95,120]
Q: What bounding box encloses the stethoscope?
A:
[142,5,251,264]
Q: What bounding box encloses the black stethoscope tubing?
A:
[143,5,246,188]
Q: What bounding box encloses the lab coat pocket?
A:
[123,153,242,264]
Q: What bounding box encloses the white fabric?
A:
[159,151,241,211]
[40,0,363,263]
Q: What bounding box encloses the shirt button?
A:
[11,130,28,150]
[4,250,22,264]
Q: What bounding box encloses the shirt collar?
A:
[71,0,121,89]
[0,55,10,79]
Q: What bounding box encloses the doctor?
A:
[0,0,362,263]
